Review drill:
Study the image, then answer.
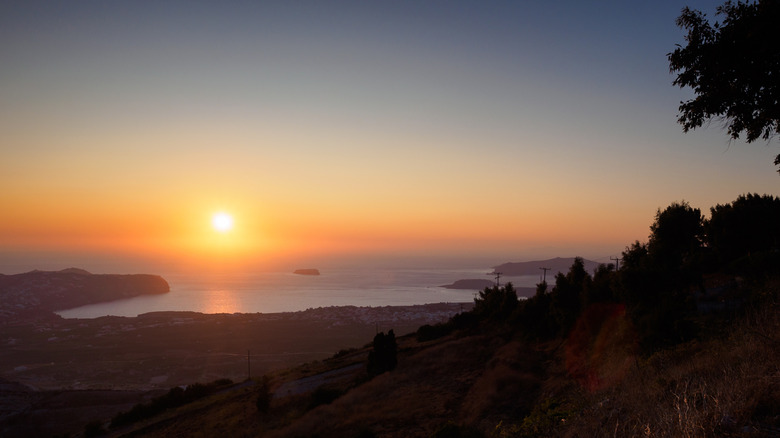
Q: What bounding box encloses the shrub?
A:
[309,387,344,409]
[256,375,272,413]
[416,323,452,342]
[83,420,107,437]
[111,378,232,428]
[367,330,397,375]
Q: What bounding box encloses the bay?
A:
[55,268,541,318]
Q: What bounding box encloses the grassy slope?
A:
[101,289,780,438]
[558,301,780,437]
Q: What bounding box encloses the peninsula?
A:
[0,269,169,323]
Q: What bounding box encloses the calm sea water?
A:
[56,268,541,318]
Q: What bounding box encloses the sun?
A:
[212,212,234,233]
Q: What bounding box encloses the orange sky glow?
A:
[1,1,777,274]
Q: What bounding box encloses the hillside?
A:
[83,329,544,437]
[81,285,779,438]
[0,304,472,437]
[492,257,600,277]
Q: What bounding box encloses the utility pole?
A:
[610,257,621,271]
[494,272,502,287]
[539,267,551,283]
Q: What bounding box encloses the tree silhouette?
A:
[617,202,703,348]
[550,257,591,335]
[367,330,397,375]
[647,201,704,271]
[584,263,617,306]
[668,0,780,172]
[256,376,272,413]
[706,193,780,271]
[473,283,518,321]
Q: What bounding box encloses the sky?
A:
[1,0,777,274]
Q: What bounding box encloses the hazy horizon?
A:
[0,248,615,277]
[2,1,777,278]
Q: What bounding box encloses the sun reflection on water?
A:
[204,289,239,314]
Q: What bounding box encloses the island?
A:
[293,269,320,276]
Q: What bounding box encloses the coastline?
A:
[1,302,473,391]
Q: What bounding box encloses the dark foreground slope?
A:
[93,281,779,438]
[0,304,470,437]
[96,330,547,438]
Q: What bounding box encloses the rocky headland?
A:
[0,269,169,324]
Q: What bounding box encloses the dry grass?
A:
[561,302,780,438]
[69,285,779,438]
[264,334,503,437]
[458,340,544,430]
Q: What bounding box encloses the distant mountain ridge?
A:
[492,257,600,277]
[0,269,169,323]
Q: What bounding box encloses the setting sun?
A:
[212,212,234,233]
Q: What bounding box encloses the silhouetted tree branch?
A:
[668,0,780,172]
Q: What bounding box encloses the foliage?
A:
[256,375,272,413]
[431,422,483,438]
[706,193,780,269]
[563,299,780,437]
[473,283,518,321]
[550,257,591,335]
[619,202,703,349]
[514,284,556,340]
[309,386,345,409]
[492,398,573,438]
[647,201,704,270]
[83,420,107,438]
[367,330,397,375]
[584,263,617,305]
[499,195,777,350]
[416,322,454,342]
[668,0,780,171]
[110,378,233,428]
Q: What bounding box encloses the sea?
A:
[55,268,542,319]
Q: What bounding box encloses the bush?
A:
[367,330,397,375]
[111,378,233,428]
[431,422,482,438]
[416,323,453,342]
[256,376,272,413]
[309,387,344,409]
[83,420,107,437]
